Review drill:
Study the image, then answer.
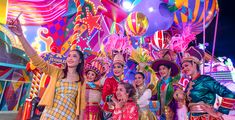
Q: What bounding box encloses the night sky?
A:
[197,0,235,63]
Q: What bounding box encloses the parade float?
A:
[0,0,234,119]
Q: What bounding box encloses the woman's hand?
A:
[112,97,126,109]
[7,18,23,36]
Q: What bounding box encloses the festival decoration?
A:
[7,0,69,25]
[173,0,219,35]
[152,30,171,50]
[103,34,132,60]
[124,12,149,37]
[129,47,158,93]
[85,0,107,14]
[0,0,8,24]
[79,8,102,35]
[169,26,196,52]
[0,66,31,111]
[26,63,42,99]
[132,0,174,36]
[101,0,128,23]
[162,0,184,12]
[40,16,70,53]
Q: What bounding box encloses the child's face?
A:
[86,71,97,82]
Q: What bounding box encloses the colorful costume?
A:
[112,101,138,120]
[186,75,235,120]
[40,80,78,119]
[102,53,125,119]
[84,59,104,120]
[29,54,86,119]
[136,86,157,120]
[182,46,235,120]
[84,82,102,120]
[151,49,180,120]
[156,77,178,120]
[102,76,122,112]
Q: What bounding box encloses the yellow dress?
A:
[40,80,78,120]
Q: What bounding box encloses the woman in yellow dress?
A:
[8,18,86,120]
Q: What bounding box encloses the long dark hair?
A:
[63,50,85,84]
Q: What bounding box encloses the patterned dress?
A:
[40,80,78,120]
[112,101,138,120]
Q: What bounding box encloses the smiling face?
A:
[134,73,144,87]
[66,51,81,68]
[113,63,124,77]
[182,61,197,77]
[86,70,97,82]
[158,65,171,79]
[116,84,128,101]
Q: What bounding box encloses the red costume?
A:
[102,76,122,112]
[112,101,138,120]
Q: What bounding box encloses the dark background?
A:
[197,0,235,64]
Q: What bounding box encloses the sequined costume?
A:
[112,101,138,120]
[186,75,235,120]
[84,82,102,120]
[136,86,157,120]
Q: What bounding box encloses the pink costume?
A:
[112,101,138,120]
[84,83,102,120]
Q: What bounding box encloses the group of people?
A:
[8,19,235,120]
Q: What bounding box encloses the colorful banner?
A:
[0,0,8,24]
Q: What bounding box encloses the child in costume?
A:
[84,59,104,120]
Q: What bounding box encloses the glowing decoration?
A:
[103,34,132,59]
[162,0,184,12]
[26,63,42,99]
[7,0,69,25]
[0,0,8,24]
[169,26,196,52]
[152,30,171,50]
[79,8,102,35]
[124,12,149,37]
[122,0,133,11]
[131,0,174,36]
[101,0,128,23]
[174,0,219,35]
[178,77,189,90]
[85,0,107,14]
[74,36,91,51]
